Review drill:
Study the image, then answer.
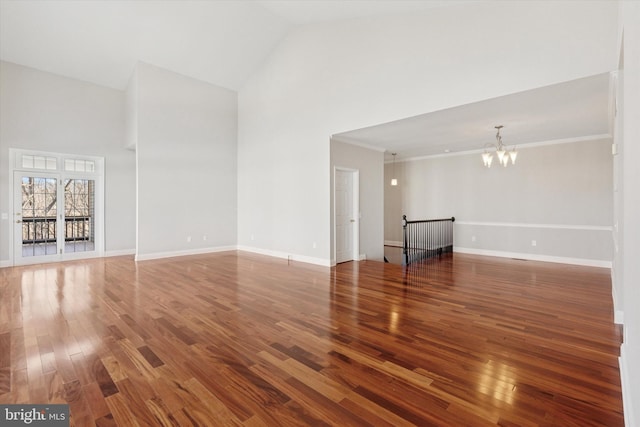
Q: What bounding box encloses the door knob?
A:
[16,220,21,223]
[350,219,355,223]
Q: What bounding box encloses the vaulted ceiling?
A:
[0,0,611,157]
[0,0,478,91]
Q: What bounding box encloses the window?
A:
[21,154,57,170]
[64,158,95,172]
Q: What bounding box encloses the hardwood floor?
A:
[0,251,623,426]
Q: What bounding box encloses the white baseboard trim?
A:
[135,245,237,262]
[237,245,332,267]
[454,247,612,268]
[104,248,136,257]
[359,253,367,261]
[0,260,12,268]
[615,310,624,325]
[384,240,403,247]
[619,344,636,427]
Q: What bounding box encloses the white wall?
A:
[385,139,613,266]
[612,71,624,323]
[385,159,405,245]
[124,66,138,151]
[134,62,237,259]
[0,61,136,263]
[617,2,640,426]
[238,0,618,265]
[330,140,384,263]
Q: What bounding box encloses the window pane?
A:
[20,175,58,258]
[64,179,95,253]
[46,157,57,170]
[22,155,34,169]
[34,156,46,169]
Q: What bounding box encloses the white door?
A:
[13,171,99,265]
[335,169,357,263]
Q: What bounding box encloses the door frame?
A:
[333,167,360,264]
[9,148,105,266]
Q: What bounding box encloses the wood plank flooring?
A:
[0,251,624,426]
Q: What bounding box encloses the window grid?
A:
[64,159,96,173]
[21,155,57,170]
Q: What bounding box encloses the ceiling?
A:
[1,1,611,157]
[0,1,289,90]
[256,0,484,25]
[0,0,478,91]
[334,73,613,161]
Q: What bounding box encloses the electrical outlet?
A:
[203,235,207,241]
[531,240,537,247]
[187,236,192,243]
[313,241,317,248]
[251,234,255,241]
[471,236,476,242]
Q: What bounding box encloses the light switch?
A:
[1,213,7,220]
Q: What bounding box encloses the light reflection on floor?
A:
[478,360,517,405]
[20,263,96,322]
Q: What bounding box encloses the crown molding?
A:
[383,133,612,163]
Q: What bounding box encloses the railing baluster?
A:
[402,215,408,265]
[21,216,92,245]
[402,216,455,266]
[431,222,433,258]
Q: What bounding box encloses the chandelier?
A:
[482,125,517,168]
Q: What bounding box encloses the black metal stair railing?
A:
[402,215,455,265]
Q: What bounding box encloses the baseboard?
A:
[384,240,403,247]
[2,246,612,270]
[454,247,612,268]
[135,245,237,262]
[104,248,136,257]
[2,246,328,266]
[237,245,332,267]
[619,344,636,427]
